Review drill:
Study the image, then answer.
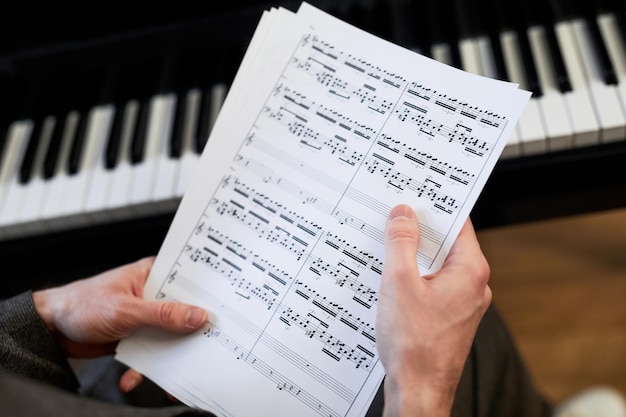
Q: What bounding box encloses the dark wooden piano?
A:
[1,0,625,297]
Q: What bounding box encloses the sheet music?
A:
[116,3,530,417]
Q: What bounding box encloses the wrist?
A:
[32,288,59,333]
[382,372,455,417]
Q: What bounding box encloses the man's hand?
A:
[32,257,208,359]
[376,204,492,417]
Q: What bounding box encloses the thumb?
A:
[133,300,209,333]
[383,204,421,278]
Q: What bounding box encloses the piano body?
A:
[1,0,625,296]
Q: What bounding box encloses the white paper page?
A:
[117,3,530,417]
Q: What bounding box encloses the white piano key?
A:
[518,102,548,155]
[151,93,181,213]
[500,30,548,155]
[459,38,484,76]
[476,36,498,81]
[597,12,626,142]
[107,100,137,221]
[554,21,601,147]
[571,18,626,142]
[500,126,522,159]
[0,120,33,239]
[83,105,115,223]
[40,111,80,231]
[431,43,454,66]
[176,89,201,198]
[15,115,56,235]
[209,83,228,139]
[128,94,171,215]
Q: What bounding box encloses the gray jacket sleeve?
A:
[0,290,79,392]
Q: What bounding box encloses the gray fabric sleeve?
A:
[0,290,79,392]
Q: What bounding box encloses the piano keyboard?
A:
[1,0,625,241]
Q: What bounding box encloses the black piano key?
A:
[587,15,619,85]
[43,115,65,179]
[195,87,212,153]
[96,65,125,170]
[18,123,42,184]
[545,23,573,92]
[0,75,10,171]
[0,123,9,173]
[517,30,543,96]
[105,107,125,169]
[67,113,89,175]
[169,90,187,158]
[130,98,150,164]
[575,0,619,85]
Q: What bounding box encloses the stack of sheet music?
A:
[116,3,530,416]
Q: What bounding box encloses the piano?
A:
[1,0,625,297]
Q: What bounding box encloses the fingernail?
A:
[186,307,208,328]
[389,204,415,220]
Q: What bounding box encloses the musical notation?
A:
[116,5,529,417]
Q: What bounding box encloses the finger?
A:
[444,218,484,268]
[450,218,478,251]
[132,256,156,285]
[133,300,209,333]
[440,218,491,288]
[383,204,421,279]
[119,368,144,393]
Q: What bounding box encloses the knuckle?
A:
[469,253,491,286]
[158,302,177,324]
[386,219,419,242]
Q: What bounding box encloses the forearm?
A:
[0,291,79,392]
